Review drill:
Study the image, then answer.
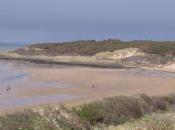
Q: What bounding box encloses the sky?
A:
[0,0,175,44]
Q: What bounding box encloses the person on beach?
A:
[91,84,98,89]
[6,86,11,93]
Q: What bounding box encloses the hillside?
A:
[14,39,175,56]
[0,39,175,69]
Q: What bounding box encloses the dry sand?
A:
[23,65,175,106]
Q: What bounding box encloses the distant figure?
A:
[6,86,11,93]
[92,84,95,89]
[91,84,98,89]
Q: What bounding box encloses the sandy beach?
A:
[27,66,175,104]
[1,60,175,113]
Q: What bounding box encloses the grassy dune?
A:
[0,39,172,69]
[15,39,175,56]
[1,94,175,130]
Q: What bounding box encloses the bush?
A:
[102,96,144,125]
[133,118,174,130]
[1,94,175,130]
[139,94,169,112]
[0,110,56,130]
[73,94,175,126]
[73,102,104,125]
[42,105,90,130]
[73,96,145,125]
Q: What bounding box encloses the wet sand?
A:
[1,61,175,112]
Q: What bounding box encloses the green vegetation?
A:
[95,113,175,130]
[0,106,89,130]
[127,114,175,130]
[1,94,175,130]
[15,39,175,56]
[73,94,175,126]
[0,110,57,130]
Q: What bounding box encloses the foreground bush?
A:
[1,94,175,130]
[73,96,144,125]
[0,110,57,130]
[94,114,175,130]
[133,119,174,130]
[73,93,175,126]
[0,106,89,130]
[41,105,90,130]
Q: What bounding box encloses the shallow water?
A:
[0,60,75,87]
[0,61,28,85]
[0,60,78,111]
[0,44,22,52]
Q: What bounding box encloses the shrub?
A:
[102,96,144,125]
[1,94,175,130]
[73,94,175,126]
[139,94,169,113]
[73,102,104,125]
[0,110,56,130]
[133,118,174,130]
[42,105,90,130]
[74,96,145,125]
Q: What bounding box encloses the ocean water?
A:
[0,60,78,111]
[0,61,28,85]
[0,44,78,111]
[0,44,28,86]
[0,43,25,52]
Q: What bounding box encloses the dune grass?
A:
[1,94,175,130]
[15,39,175,56]
[94,113,175,130]
[73,94,175,126]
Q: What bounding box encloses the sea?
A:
[0,43,25,52]
[0,43,27,86]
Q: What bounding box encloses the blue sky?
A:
[0,0,175,43]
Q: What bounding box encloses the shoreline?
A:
[0,57,175,113]
[0,52,129,69]
[0,52,175,72]
[0,52,175,73]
